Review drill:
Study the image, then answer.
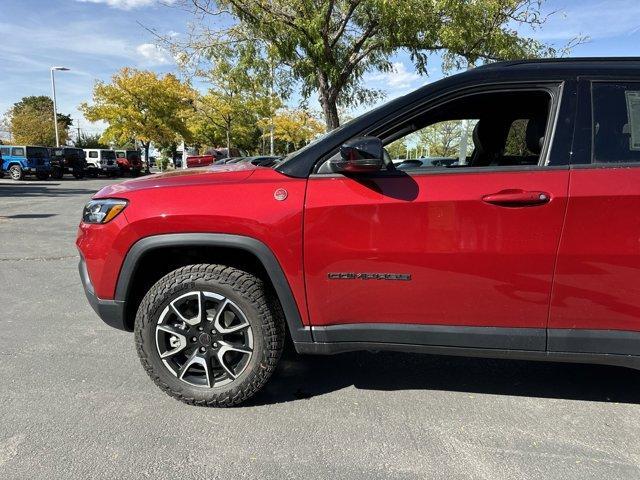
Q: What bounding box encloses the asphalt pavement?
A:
[1,175,640,479]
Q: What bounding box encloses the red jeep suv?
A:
[78,58,640,406]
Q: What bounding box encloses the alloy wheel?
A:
[155,291,254,388]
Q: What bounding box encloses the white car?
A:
[84,149,119,176]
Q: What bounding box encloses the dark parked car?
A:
[244,156,282,167]
[115,149,142,176]
[49,147,87,179]
[79,58,640,407]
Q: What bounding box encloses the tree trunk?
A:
[318,72,340,131]
[143,142,150,174]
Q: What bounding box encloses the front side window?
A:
[592,82,640,163]
[116,152,125,158]
[1,147,9,156]
[316,88,553,174]
[89,151,98,158]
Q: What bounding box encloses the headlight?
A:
[82,199,127,224]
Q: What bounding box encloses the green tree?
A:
[417,121,474,158]
[387,139,408,160]
[174,0,581,130]
[74,132,109,149]
[80,68,196,171]
[257,109,325,153]
[7,96,72,145]
[187,42,286,153]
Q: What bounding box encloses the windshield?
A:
[26,147,49,158]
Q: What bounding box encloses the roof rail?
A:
[477,57,640,69]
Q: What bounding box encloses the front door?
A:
[304,84,574,349]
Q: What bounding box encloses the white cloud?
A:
[136,43,173,65]
[76,0,174,10]
[368,62,423,90]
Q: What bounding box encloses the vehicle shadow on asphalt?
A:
[0,184,100,198]
[252,351,640,405]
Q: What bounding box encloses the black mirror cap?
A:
[333,136,384,172]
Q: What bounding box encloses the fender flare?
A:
[115,233,312,342]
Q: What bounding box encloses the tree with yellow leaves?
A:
[80,68,196,171]
[258,109,325,154]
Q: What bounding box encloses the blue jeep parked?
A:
[0,145,51,181]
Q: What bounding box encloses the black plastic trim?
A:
[79,258,126,330]
[311,323,545,351]
[294,341,640,371]
[548,329,640,356]
[115,233,311,342]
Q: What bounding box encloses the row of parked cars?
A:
[0,146,143,181]
[182,148,282,168]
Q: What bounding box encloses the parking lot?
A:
[1,176,640,479]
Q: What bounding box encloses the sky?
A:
[1,0,640,140]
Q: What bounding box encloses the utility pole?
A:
[269,60,275,156]
[75,118,81,144]
[50,66,70,147]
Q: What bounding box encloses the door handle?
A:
[482,189,550,207]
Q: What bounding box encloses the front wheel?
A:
[9,165,24,181]
[51,167,64,179]
[134,264,285,407]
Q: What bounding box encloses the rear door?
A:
[549,79,640,355]
[304,82,576,350]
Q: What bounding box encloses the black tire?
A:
[73,169,85,179]
[9,165,24,181]
[51,167,64,179]
[134,264,285,407]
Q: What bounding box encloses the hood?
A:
[94,162,259,198]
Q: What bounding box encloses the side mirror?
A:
[331,136,384,173]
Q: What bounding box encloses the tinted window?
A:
[66,148,84,158]
[382,90,550,172]
[1,147,9,156]
[89,151,98,158]
[27,147,48,157]
[12,147,25,156]
[103,150,116,160]
[592,82,640,163]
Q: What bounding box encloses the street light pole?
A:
[50,66,70,147]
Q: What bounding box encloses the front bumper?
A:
[79,257,128,331]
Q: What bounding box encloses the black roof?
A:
[477,57,640,70]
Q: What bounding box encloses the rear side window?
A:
[592,82,640,163]
[12,147,25,156]
[0,147,9,156]
[89,151,98,158]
